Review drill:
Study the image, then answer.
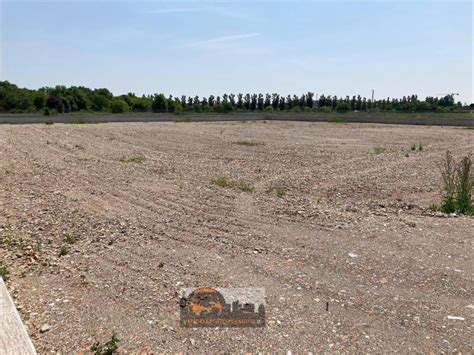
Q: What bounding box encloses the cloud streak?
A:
[146,5,258,22]
[185,33,261,48]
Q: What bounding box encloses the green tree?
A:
[336,101,350,112]
[152,94,168,112]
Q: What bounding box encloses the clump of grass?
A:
[119,155,145,164]
[211,177,254,193]
[239,183,254,193]
[91,333,120,355]
[464,126,474,130]
[328,118,347,124]
[439,151,473,215]
[0,263,9,281]
[211,177,234,188]
[58,245,69,257]
[233,140,264,147]
[411,143,417,151]
[45,118,54,125]
[74,144,85,150]
[418,143,423,151]
[64,234,76,244]
[0,236,18,246]
[373,147,385,155]
[266,186,286,198]
[275,186,286,198]
[66,118,86,124]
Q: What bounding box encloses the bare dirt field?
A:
[0,121,472,353]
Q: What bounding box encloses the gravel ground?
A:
[0,121,472,353]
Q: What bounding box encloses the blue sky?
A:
[1,1,472,103]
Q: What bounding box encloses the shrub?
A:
[440,151,473,215]
[43,107,50,116]
[110,99,129,113]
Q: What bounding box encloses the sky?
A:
[1,1,472,103]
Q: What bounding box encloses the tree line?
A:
[0,81,467,115]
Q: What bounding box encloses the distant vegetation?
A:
[0,81,470,115]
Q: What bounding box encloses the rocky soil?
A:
[0,121,472,353]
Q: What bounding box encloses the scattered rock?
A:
[40,324,51,333]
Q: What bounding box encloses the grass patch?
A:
[0,263,9,281]
[0,236,18,247]
[74,144,85,150]
[119,155,145,164]
[174,117,192,123]
[58,245,69,257]
[233,140,264,147]
[275,186,286,198]
[211,177,254,192]
[65,118,100,124]
[64,234,76,244]
[239,183,254,193]
[66,118,86,124]
[373,147,385,155]
[328,118,347,124]
[464,126,474,130]
[45,119,54,125]
[266,185,286,198]
[439,151,473,215]
[91,333,120,355]
[211,177,234,188]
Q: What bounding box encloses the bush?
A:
[440,151,473,215]
[43,107,50,116]
[110,99,129,113]
[336,102,350,112]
